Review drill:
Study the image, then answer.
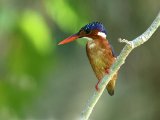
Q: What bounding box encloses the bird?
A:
[58,22,118,96]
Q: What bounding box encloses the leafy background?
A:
[0,0,160,120]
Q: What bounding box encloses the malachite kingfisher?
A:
[58,22,118,96]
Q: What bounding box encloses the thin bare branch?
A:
[80,11,160,120]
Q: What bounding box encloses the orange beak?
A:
[58,34,79,45]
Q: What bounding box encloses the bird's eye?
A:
[85,29,91,34]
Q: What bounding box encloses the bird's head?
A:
[58,22,107,45]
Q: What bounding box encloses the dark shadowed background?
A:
[0,0,160,120]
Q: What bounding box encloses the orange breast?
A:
[86,38,116,80]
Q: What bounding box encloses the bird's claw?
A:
[105,68,110,74]
[95,84,99,91]
[95,80,101,91]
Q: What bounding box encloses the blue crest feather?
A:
[81,22,107,34]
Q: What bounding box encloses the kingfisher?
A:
[58,22,118,96]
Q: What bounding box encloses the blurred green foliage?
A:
[20,10,53,54]
[0,0,160,120]
[46,0,87,32]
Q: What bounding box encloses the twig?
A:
[80,11,160,120]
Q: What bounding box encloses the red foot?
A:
[95,79,101,91]
[105,68,110,74]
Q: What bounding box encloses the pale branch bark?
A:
[80,11,160,120]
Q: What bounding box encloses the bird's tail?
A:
[106,73,118,96]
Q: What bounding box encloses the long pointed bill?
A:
[58,34,79,45]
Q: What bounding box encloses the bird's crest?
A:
[80,22,107,35]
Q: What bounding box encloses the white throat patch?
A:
[88,42,96,49]
[97,32,106,38]
[83,37,93,41]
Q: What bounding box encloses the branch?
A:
[80,11,160,120]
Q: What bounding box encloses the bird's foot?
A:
[95,79,101,91]
[105,68,110,74]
